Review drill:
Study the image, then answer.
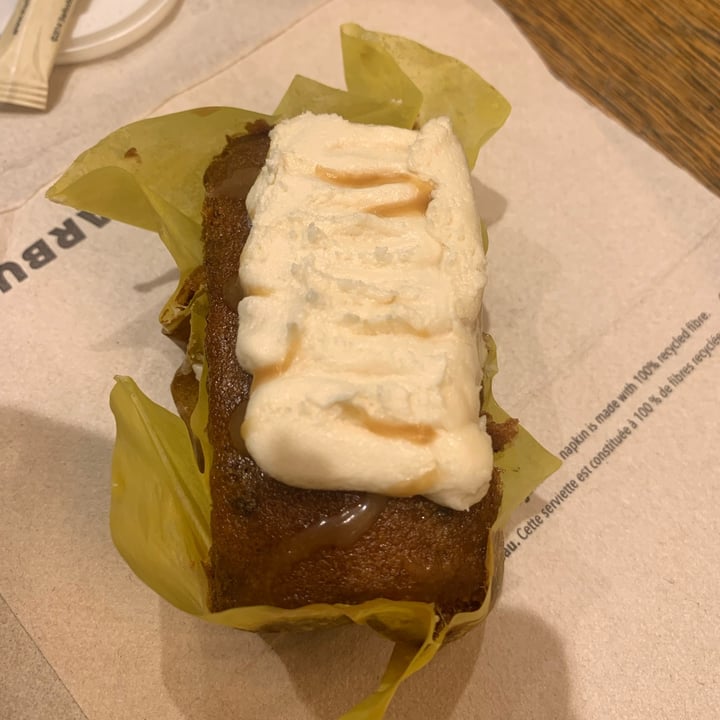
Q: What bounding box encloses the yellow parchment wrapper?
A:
[47,24,559,719]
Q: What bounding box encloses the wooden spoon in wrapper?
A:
[0,0,80,110]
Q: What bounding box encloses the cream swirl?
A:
[233,113,493,510]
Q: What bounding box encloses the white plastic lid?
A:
[0,0,179,65]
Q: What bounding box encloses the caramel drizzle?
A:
[339,403,437,445]
[389,469,439,497]
[315,165,434,217]
[365,193,432,218]
[251,327,301,388]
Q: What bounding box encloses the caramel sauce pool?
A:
[279,493,389,564]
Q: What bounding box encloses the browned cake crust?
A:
[202,128,504,619]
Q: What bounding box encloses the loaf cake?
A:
[198,114,515,617]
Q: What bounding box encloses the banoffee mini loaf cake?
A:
[200,115,511,617]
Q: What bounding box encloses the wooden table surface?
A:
[495,0,720,195]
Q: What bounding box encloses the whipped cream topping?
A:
[234,113,493,510]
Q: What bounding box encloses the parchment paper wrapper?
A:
[47,24,560,719]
